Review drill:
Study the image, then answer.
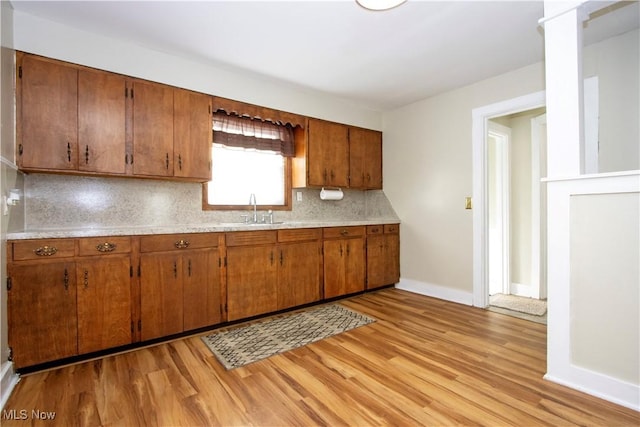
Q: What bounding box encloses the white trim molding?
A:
[545,171,640,411]
[1,361,19,410]
[395,278,473,306]
[472,91,546,308]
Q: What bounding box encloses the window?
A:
[203,112,294,210]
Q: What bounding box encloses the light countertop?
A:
[6,218,400,240]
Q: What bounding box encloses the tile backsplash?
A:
[24,173,398,230]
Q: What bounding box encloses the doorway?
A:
[486,108,548,322]
[471,91,547,312]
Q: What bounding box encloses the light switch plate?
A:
[296,191,303,202]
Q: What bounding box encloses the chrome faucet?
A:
[249,193,257,223]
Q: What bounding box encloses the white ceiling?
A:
[8,1,640,111]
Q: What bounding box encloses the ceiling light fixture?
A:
[356,0,407,11]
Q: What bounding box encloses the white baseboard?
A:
[395,278,473,306]
[0,361,19,410]
[510,282,533,298]
[544,370,640,412]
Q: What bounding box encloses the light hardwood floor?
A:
[3,288,639,426]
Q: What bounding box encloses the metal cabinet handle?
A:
[340,229,349,236]
[96,242,117,252]
[175,240,190,249]
[35,246,58,256]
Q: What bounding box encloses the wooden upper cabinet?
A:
[173,89,212,181]
[307,118,349,187]
[16,52,212,182]
[17,53,78,171]
[132,80,175,177]
[349,127,382,190]
[78,69,127,174]
[294,117,383,190]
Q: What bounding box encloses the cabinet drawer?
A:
[77,236,131,256]
[384,224,400,234]
[12,239,76,261]
[226,231,277,247]
[278,228,321,243]
[140,233,219,252]
[366,225,383,235]
[323,226,365,239]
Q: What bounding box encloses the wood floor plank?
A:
[3,288,639,426]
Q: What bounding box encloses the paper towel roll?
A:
[320,188,344,201]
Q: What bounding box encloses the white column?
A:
[541,2,586,178]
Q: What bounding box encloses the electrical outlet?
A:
[296,191,303,202]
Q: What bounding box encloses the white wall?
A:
[384,23,638,303]
[384,63,545,301]
[570,192,639,385]
[583,28,639,173]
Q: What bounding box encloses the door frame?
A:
[487,121,512,296]
[531,113,547,300]
[472,91,546,308]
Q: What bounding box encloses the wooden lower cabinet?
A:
[6,225,397,369]
[226,229,322,320]
[277,240,321,310]
[8,261,78,368]
[323,227,366,299]
[140,247,221,340]
[366,224,400,290]
[226,245,278,321]
[76,255,132,354]
[183,249,222,330]
[140,252,184,340]
[139,233,222,340]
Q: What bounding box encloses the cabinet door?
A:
[323,240,347,299]
[366,234,387,289]
[140,252,184,340]
[76,256,132,354]
[344,238,366,295]
[183,249,221,331]
[8,262,77,368]
[78,70,127,174]
[132,81,174,177]
[174,89,212,181]
[18,54,78,171]
[307,119,349,187]
[349,127,382,190]
[227,246,277,321]
[278,241,321,310]
[385,233,400,285]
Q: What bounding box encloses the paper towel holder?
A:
[319,187,344,201]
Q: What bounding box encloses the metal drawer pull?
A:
[340,229,349,236]
[175,240,190,249]
[34,246,58,256]
[96,242,117,252]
